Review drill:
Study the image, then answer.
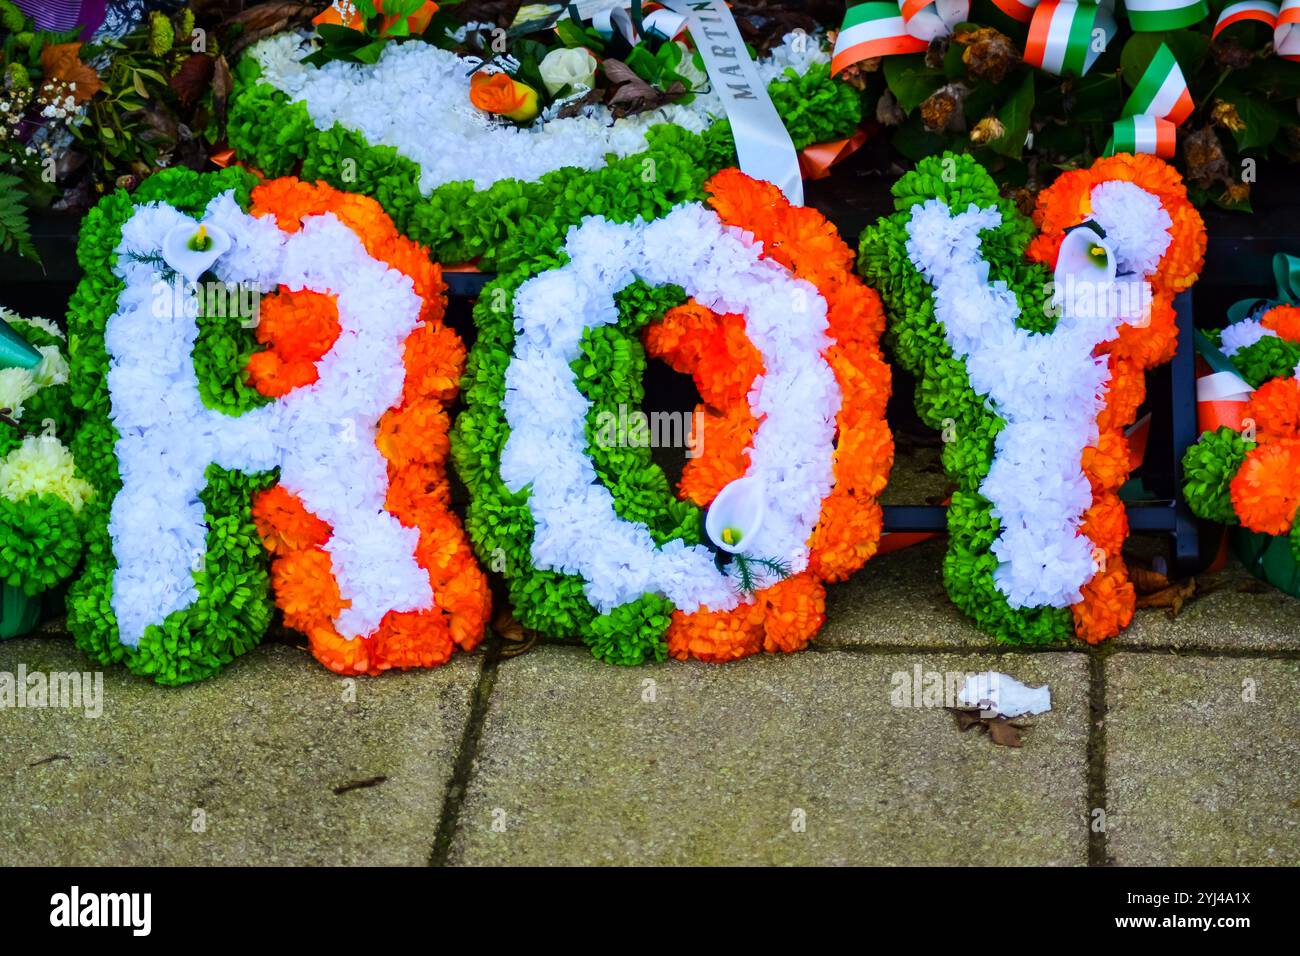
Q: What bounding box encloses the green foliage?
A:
[0,493,82,595]
[1182,427,1255,525]
[0,173,38,263]
[193,293,271,416]
[1234,335,1300,388]
[0,0,25,34]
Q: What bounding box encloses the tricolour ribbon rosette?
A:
[1023,0,1117,77]
[832,2,928,74]
[899,0,969,40]
[1213,1,1300,61]
[831,0,975,73]
[1213,0,1280,36]
[991,0,1042,22]
[1106,42,1193,160]
[592,1,688,43]
[1216,0,1300,59]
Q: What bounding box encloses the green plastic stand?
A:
[1231,527,1300,598]
[0,583,41,639]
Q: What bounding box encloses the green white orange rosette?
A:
[1213,1,1300,61]
[1183,301,1300,591]
[1107,42,1194,160]
[451,169,892,665]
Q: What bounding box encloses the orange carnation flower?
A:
[246,178,489,676]
[1243,376,1300,442]
[252,486,332,555]
[1231,440,1300,535]
[1261,304,1300,343]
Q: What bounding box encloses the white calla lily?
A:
[1055,223,1116,285]
[162,220,232,284]
[1053,222,1117,320]
[705,476,767,555]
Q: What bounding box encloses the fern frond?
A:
[0,174,41,266]
[729,553,793,597]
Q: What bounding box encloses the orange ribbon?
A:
[797,128,869,181]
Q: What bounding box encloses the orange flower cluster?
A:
[1027,154,1206,643]
[1261,303,1300,342]
[643,168,893,662]
[246,289,341,397]
[247,178,489,675]
[1227,322,1300,535]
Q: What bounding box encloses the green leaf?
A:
[352,40,388,65]
[624,45,659,83]
[1119,30,1207,90]
[1219,91,1289,151]
[884,54,946,113]
[1068,72,1124,122]
[381,0,426,17]
[315,24,372,48]
[991,72,1034,159]
[892,116,949,161]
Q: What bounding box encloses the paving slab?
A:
[1105,653,1300,865]
[448,646,1090,865]
[819,538,1004,649]
[1123,558,1300,652]
[0,637,481,865]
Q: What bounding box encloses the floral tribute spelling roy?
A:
[66,167,489,685]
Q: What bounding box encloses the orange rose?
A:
[469,71,540,122]
[313,1,439,35]
[313,1,364,29]
[379,0,439,35]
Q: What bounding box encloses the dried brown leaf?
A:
[986,718,1027,748]
[40,43,103,102]
[1129,565,1171,594]
[1135,578,1198,617]
[211,55,232,129]
[170,53,216,107]
[494,609,538,658]
[946,707,1031,748]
